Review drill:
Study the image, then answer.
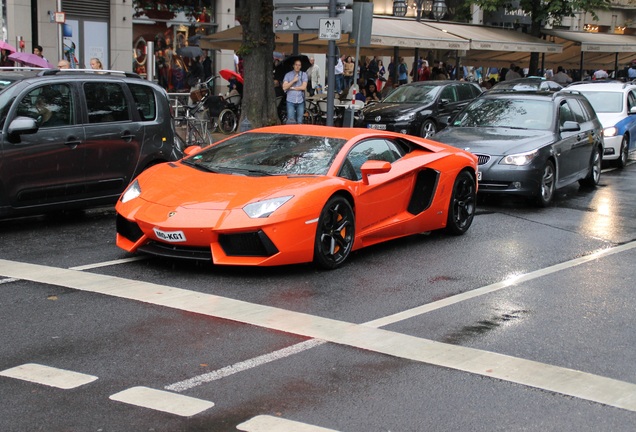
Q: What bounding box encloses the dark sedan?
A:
[357,81,482,138]
[434,90,604,206]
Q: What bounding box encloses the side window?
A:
[16,84,74,128]
[440,85,457,103]
[568,99,588,123]
[627,90,636,113]
[559,101,575,126]
[456,84,474,101]
[128,83,156,121]
[84,82,130,123]
[340,139,403,181]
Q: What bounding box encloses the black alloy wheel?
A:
[445,170,476,235]
[314,196,355,269]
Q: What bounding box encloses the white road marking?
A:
[69,256,147,271]
[166,339,325,392]
[237,415,340,432]
[109,386,214,417]
[1,240,636,412]
[0,363,98,389]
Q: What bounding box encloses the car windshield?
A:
[452,98,554,130]
[383,84,440,104]
[578,91,622,113]
[183,132,347,176]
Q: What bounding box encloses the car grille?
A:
[116,214,144,243]
[475,154,490,165]
[219,231,279,257]
[138,241,212,261]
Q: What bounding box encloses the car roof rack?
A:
[0,66,47,71]
[38,69,142,78]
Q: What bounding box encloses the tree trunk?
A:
[237,0,280,128]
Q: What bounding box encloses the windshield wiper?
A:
[182,159,220,173]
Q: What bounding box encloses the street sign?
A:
[319,18,341,40]
[273,9,352,33]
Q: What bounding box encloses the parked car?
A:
[0,69,183,218]
[566,80,636,168]
[434,90,603,207]
[490,77,564,92]
[116,125,478,269]
[357,80,482,138]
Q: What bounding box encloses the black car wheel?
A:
[579,145,602,187]
[420,119,437,138]
[537,160,556,207]
[445,170,476,235]
[314,196,355,269]
[614,135,629,169]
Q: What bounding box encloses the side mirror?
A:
[629,106,636,114]
[360,160,391,185]
[8,116,39,135]
[560,120,581,132]
[183,145,202,156]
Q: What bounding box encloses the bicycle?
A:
[173,99,213,147]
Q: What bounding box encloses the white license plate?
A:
[368,124,386,130]
[153,227,187,242]
[477,171,482,181]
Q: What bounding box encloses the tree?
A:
[236,0,280,128]
[470,0,611,74]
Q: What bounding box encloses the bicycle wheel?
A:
[188,120,213,146]
[219,108,238,134]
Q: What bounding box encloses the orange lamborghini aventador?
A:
[115,125,478,269]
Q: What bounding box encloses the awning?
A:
[426,21,562,53]
[200,16,469,55]
[370,17,469,51]
[544,29,636,52]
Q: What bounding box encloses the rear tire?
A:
[579,145,602,188]
[614,135,629,169]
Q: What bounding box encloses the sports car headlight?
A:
[243,196,293,218]
[500,149,539,166]
[395,112,415,122]
[120,180,141,203]
[603,126,618,137]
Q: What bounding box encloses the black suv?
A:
[357,80,482,138]
[0,69,183,218]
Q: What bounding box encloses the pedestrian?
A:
[89,57,103,70]
[306,57,321,97]
[397,57,408,85]
[593,68,609,80]
[186,56,204,88]
[628,61,636,80]
[365,82,381,103]
[417,60,430,81]
[343,56,355,89]
[33,45,48,63]
[552,66,572,85]
[335,54,345,94]
[282,59,308,124]
[57,59,71,69]
[505,64,522,81]
[1,49,14,67]
[376,59,386,91]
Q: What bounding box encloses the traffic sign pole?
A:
[325,0,336,126]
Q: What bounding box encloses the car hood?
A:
[135,162,334,210]
[434,127,553,155]
[594,112,624,128]
[362,102,429,118]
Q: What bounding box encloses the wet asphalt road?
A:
[1,157,636,431]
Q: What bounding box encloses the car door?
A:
[555,99,581,184]
[81,80,145,197]
[567,98,599,175]
[1,82,86,209]
[341,138,411,233]
[435,84,465,130]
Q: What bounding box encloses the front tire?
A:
[614,135,629,169]
[579,145,602,188]
[536,160,556,207]
[314,196,355,269]
[445,171,476,235]
[420,119,437,138]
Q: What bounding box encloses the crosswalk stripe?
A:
[0,363,98,389]
[109,386,214,417]
[237,414,340,431]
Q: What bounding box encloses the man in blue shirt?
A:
[282,60,308,124]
